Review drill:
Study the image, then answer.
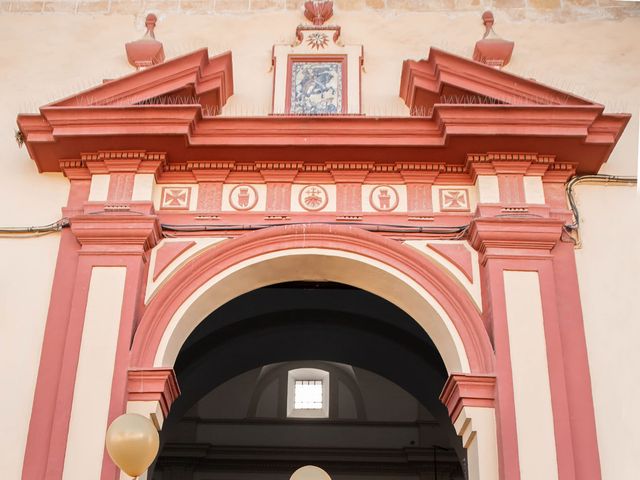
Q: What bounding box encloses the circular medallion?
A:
[299,185,328,211]
[229,184,258,211]
[369,185,399,212]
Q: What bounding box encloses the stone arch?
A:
[131,224,494,375]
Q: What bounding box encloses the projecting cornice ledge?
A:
[70,213,162,256]
[468,217,565,263]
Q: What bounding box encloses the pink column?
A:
[22,157,163,480]
[469,217,601,480]
[21,169,88,480]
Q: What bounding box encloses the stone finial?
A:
[125,13,165,70]
[145,13,158,39]
[473,11,514,69]
[481,11,495,37]
[304,0,334,26]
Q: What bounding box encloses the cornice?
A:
[18,105,627,175]
[440,373,496,422]
[400,47,592,108]
[16,46,628,175]
[51,49,232,110]
[468,217,564,263]
[70,212,162,255]
[127,368,181,418]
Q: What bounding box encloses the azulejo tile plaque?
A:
[290,61,343,114]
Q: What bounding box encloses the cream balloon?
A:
[105,413,160,478]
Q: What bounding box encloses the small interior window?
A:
[294,380,323,409]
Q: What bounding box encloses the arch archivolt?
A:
[157,248,472,372]
[129,224,498,480]
[144,236,482,313]
[132,224,493,374]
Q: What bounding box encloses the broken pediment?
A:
[16,45,628,176]
[400,48,593,115]
[51,48,233,115]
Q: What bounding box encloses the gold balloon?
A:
[105,413,160,478]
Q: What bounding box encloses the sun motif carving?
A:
[306,32,329,50]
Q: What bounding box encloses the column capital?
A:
[127,368,181,420]
[70,213,162,256]
[82,150,166,175]
[440,373,496,422]
[468,217,564,263]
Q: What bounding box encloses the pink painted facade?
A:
[4,6,638,480]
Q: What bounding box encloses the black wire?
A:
[160,221,470,235]
[566,174,637,230]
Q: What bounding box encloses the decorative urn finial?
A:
[125,13,165,70]
[304,0,334,26]
[472,11,515,69]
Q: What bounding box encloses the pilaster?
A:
[23,152,164,480]
[440,374,498,480]
[468,213,600,480]
[127,369,181,430]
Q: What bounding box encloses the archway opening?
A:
[151,282,467,480]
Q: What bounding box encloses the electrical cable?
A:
[4,174,633,242]
[565,174,637,246]
[566,174,637,230]
[0,218,69,236]
[160,221,470,235]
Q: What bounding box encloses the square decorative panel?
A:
[161,187,191,210]
[290,61,343,114]
[439,189,470,212]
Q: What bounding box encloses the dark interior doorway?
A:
[151,282,466,480]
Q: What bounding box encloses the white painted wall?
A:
[63,267,127,480]
[503,271,558,480]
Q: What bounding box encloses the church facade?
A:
[1,2,639,480]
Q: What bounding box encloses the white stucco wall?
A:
[573,115,640,480]
[0,6,638,479]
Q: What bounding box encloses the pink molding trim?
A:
[21,230,82,480]
[153,241,196,281]
[70,213,162,256]
[469,215,601,480]
[400,47,590,109]
[18,105,628,175]
[552,242,602,479]
[53,49,232,110]
[23,201,164,480]
[130,223,495,373]
[440,373,496,422]
[427,243,474,282]
[19,48,627,174]
[127,368,181,418]
[468,217,564,264]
